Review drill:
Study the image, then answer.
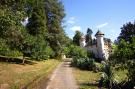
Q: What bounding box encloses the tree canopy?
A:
[118,21,135,43]
[73,31,83,46]
[0,0,71,61]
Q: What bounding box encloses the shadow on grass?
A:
[80,82,107,89]
[0,56,36,65]
[80,82,98,87]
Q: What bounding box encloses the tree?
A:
[118,22,135,43]
[0,0,70,61]
[44,0,69,57]
[0,6,26,58]
[27,0,47,36]
[85,28,93,45]
[109,22,135,87]
[73,31,83,46]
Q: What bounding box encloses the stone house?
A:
[80,30,112,60]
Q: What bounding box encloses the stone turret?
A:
[95,30,105,59]
[79,35,86,47]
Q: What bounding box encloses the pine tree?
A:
[27,0,47,36]
[73,31,83,46]
[86,28,93,45]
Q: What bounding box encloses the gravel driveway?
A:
[45,60,78,89]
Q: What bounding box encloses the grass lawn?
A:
[73,68,127,89]
[0,59,60,89]
[73,68,102,89]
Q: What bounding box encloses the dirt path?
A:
[45,60,78,89]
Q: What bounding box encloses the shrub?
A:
[99,62,118,89]
[66,45,87,58]
[71,57,96,70]
[0,38,23,57]
[87,51,95,59]
[127,61,135,82]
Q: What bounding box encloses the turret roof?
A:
[95,30,104,36]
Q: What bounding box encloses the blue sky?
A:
[62,0,135,41]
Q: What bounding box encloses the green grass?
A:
[73,68,103,89]
[73,68,127,89]
[0,59,60,89]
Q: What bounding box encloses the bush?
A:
[71,57,96,70]
[87,51,95,59]
[65,45,87,58]
[0,38,23,57]
[127,61,135,82]
[30,40,53,60]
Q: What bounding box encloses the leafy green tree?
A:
[44,0,69,57]
[0,0,26,11]
[73,31,83,46]
[110,22,135,87]
[0,7,26,58]
[118,22,135,43]
[44,0,65,34]
[0,0,70,61]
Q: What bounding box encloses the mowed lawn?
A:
[0,59,60,89]
[73,68,127,89]
[73,68,102,89]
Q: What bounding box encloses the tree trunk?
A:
[22,55,25,64]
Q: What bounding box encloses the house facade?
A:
[80,30,112,60]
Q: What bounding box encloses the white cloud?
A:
[70,26,81,31]
[96,22,108,29]
[67,17,75,24]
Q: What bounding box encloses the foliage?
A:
[72,57,96,70]
[109,22,135,88]
[127,61,135,82]
[99,62,118,89]
[0,38,23,57]
[30,36,53,60]
[0,0,70,61]
[87,51,95,59]
[0,8,25,57]
[26,4,47,36]
[85,28,93,44]
[109,38,134,65]
[44,0,69,57]
[73,31,83,46]
[66,45,87,58]
[118,21,135,43]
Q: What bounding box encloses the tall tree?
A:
[73,31,83,46]
[44,0,68,57]
[85,28,93,44]
[118,21,135,43]
[27,0,47,36]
